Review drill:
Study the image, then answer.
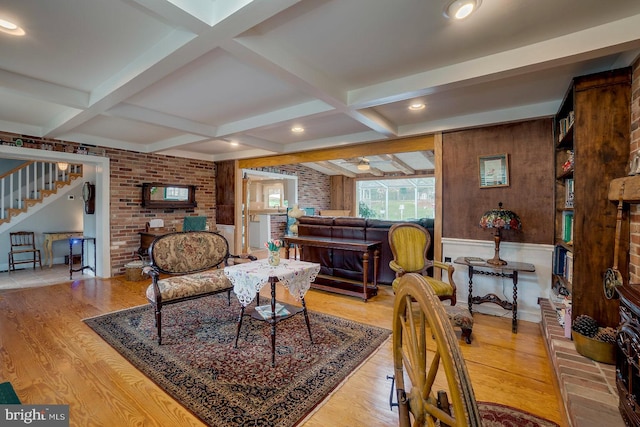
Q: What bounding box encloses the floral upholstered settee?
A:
[143,231,255,344]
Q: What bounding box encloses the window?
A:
[265,183,284,208]
[356,177,435,220]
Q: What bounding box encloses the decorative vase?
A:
[268,250,280,266]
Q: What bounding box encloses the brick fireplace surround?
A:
[540,299,624,426]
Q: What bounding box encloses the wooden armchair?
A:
[388,222,456,305]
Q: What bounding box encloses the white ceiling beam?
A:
[43,0,303,146]
[399,101,557,136]
[223,37,399,137]
[366,167,384,177]
[216,100,334,136]
[0,69,89,109]
[284,131,388,154]
[315,161,356,178]
[106,104,218,137]
[130,0,213,33]
[379,154,415,175]
[348,14,640,108]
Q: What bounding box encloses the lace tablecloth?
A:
[224,259,321,306]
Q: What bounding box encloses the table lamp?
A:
[479,202,522,265]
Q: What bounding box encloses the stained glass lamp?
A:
[479,202,522,265]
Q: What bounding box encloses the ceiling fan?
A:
[337,156,387,171]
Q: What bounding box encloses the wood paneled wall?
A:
[442,119,555,244]
[330,175,354,212]
[215,160,235,225]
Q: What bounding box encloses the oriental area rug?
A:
[84,295,390,427]
[477,402,560,427]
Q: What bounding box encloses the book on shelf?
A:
[552,245,567,276]
[254,303,290,320]
[557,111,575,142]
[562,211,573,244]
[464,257,485,265]
[565,251,573,284]
[565,178,574,208]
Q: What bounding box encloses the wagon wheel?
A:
[393,273,481,427]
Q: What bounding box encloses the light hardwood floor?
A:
[0,270,566,427]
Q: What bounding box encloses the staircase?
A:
[0,161,82,230]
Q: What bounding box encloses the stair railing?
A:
[0,161,79,220]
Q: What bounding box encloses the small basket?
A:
[572,330,616,365]
[125,260,146,282]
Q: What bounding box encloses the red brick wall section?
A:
[106,148,215,276]
[630,57,640,283]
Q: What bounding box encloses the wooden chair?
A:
[388,222,457,305]
[8,231,42,271]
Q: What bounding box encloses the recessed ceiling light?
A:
[291,126,304,133]
[443,0,481,20]
[0,18,25,36]
[409,102,425,111]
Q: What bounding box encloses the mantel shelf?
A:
[609,176,640,202]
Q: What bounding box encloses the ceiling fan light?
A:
[357,160,370,171]
[444,0,481,20]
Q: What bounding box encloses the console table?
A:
[138,230,169,257]
[283,235,381,301]
[454,257,535,333]
[43,231,82,268]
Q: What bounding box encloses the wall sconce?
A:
[57,162,69,171]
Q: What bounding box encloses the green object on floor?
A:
[0,381,21,404]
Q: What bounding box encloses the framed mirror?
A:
[141,183,197,209]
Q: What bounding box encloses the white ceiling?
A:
[1,0,639,175]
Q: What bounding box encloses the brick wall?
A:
[272,163,331,214]
[630,58,640,283]
[105,148,215,276]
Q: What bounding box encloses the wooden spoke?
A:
[393,273,482,427]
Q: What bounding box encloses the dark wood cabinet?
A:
[617,285,640,426]
[552,68,631,328]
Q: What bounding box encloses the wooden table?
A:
[454,257,536,333]
[69,236,96,279]
[224,259,320,367]
[138,230,169,257]
[283,235,381,301]
[43,231,82,267]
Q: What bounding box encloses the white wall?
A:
[2,184,83,271]
[442,238,554,324]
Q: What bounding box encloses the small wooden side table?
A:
[69,236,96,279]
[454,257,535,333]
